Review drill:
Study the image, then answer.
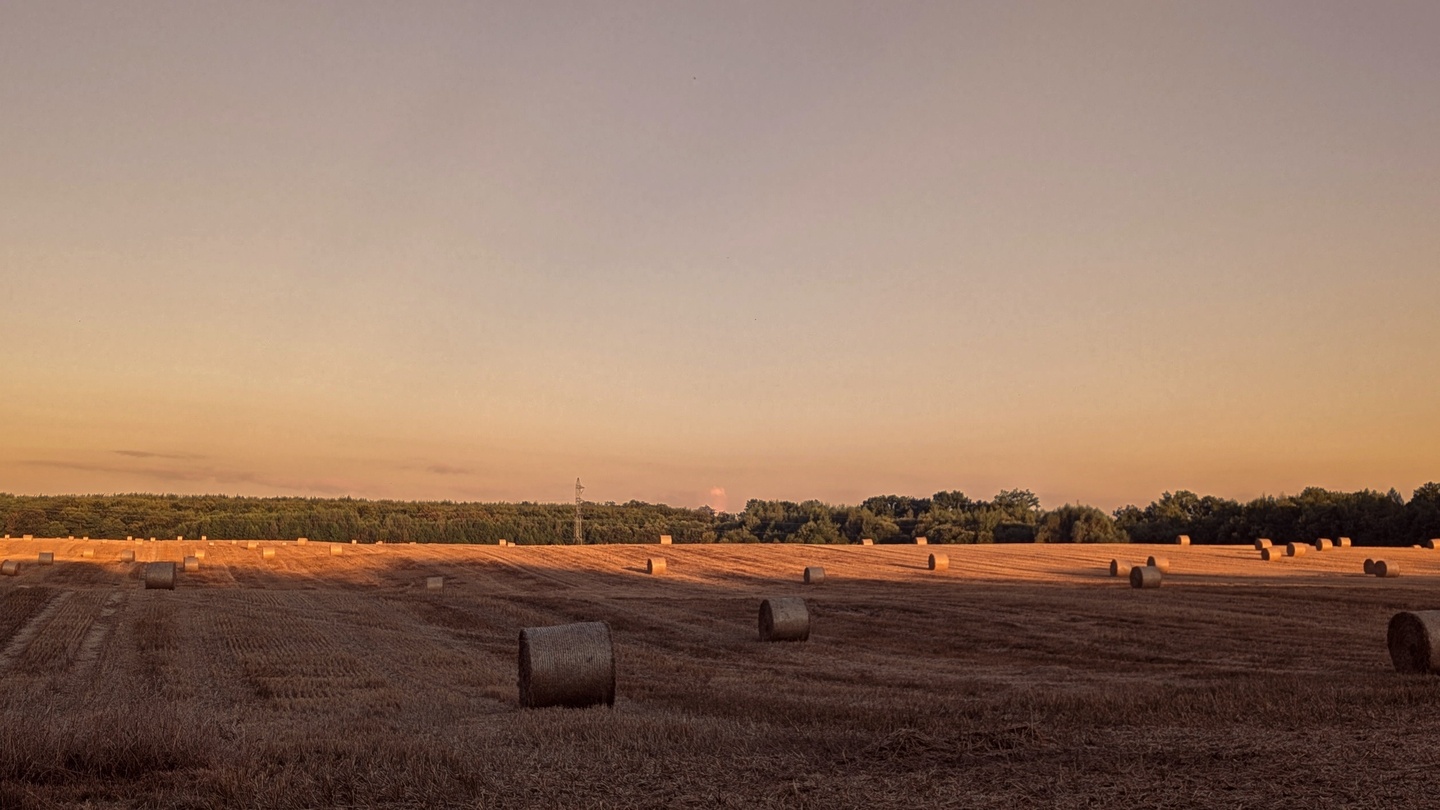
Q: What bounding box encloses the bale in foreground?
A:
[1,560,18,576]
[759,597,810,642]
[145,562,176,590]
[928,553,948,571]
[1375,561,1400,578]
[1388,611,1440,674]
[38,552,54,565]
[803,566,825,584]
[517,621,615,708]
[1130,566,1162,589]
[646,557,666,575]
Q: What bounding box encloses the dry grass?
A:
[3,538,1440,808]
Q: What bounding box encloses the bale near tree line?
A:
[1315,538,1334,551]
[1176,534,1190,546]
[1109,560,1132,577]
[183,556,199,572]
[803,566,825,584]
[1,560,18,576]
[1146,555,1169,573]
[1388,611,1440,674]
[1286,543,1307,557]
[145,562,176,590]
[646,557,666,575]
[517,621,615,709]
[915,536,928,545]
[1375,561,1400,578]
[1338,537,1352,548]
[659,534,672,545]
[1255,538,1272,550]
[860,538,874,546]
[1424,539,1440,550]
[1130,566,1162,589]
[38,552,53,565]
[759,597,810,642]
[928,553,948,571]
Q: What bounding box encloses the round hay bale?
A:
[145,562,176,590]
[118,550,135,563]
[517,621,615,708]
[1375,560,1400,578]
[1254,539,1272,550]
[928,553,948,571]
[182,556,199,573]
[803,566,825,584]
[330,544,343,556]
[1286,543,1307,557]
[1130,566,1162,588]
[426,576,444,590]
[1,560,19,576]
[1315,538,1334,551]
[1425,539,1439,551]
[1146,555,1170,573]
[1364,558,1376,575]
[1388,611,1440,674]
[759,597,810,642]
[194,549,205,560]
[246,541,258,550]
[646,557,666,575]
[22,534,33,540]
[860,538,873,546]
[126,536,132,542]
[1109,559,1131,577]
[37,552,53,565]
[915,536,928,545]
[261,547,275,559]
[80,549,94,558]
[658,534,673,545]
[1176,534,1190,546]
[1338,537,1352,548]
[1261,547,1282,561]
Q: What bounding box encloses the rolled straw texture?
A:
[145,562,176,590]
[517,621,615,708]
[1388,611,1440,674]
[1130,566,1162,589]
[759,597,810,642]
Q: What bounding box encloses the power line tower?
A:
[573,477,584,544]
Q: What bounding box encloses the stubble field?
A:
[2,537,1439,809]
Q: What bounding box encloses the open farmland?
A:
[3,538,1440,809]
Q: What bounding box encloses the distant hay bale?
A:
[1338,537,1352,548]
[297,537,308,544]
[759,597,810,642]
[145,562,176,590]
[803,566,825,584]
[1109,560,1131,577]
[1286,543,1307,557]
[517,621,615,708]
[915,536,928,545]
[1375,560,1399,578]
[22,534,33,540]
[38,552,53,566]
[261,547,275,560]
[246,541,258,550]
[201,535,207,541]
[1176,534,1190,546]
[426,576,444,590]
[1130,566,1162,589]
[80,549,94,558]
[119,550,135,563]
[67,536,74,540]
[1424,539,1439,550]
[176,535,183,541]
[1255,539,1272,550]
[1,560,18,576]
[1315,539,1334,551]
[928,553,948,571]
[351,539,358,544]
[1261,548,1282,561]
[1146,555,1169,573]
[193,549,205,560]
[646,557,666,575]
[81,536,88,541]
[1388,611,1440,674]
[330,544,343,556]
[659,534,673,545]
[860,538,873,546]
[497,538,508,546]
[183,556,199,572]
[149,537,156,542]
[1364,558,1376,575]
[126,536,132,541]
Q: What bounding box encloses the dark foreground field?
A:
[2,538,1440,809]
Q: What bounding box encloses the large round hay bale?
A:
[1109,560,1131,577]
[1254,538,1272,550]
[426,576,444,590]
[803,566,825,584]
[928,553,948,571]
[1388,611,1440,674]
[646,557,666,575]
[759,597,810,642]
[1424,539,1439,550]
[145,562,176,590]
[1338,537,1352,548]
[330,544,343,556]
[261,547,275,559]
[118,550,135,563]
[1130,566,1162,588]
[1176,534,1190,546]
[1286,543,1307,557]
[1364,558,1376,575]
[1315,538,1334,551]
[1146,555,1170,573]
[860,538,873,546]
[517,621,615,708]
[182,556,199,572]
[1,560,18,576]
[37,552,53,565]
[658,534,673,545]
[1261,547,1282,561]
[915,536,928,545]
[1375,560,1400,578]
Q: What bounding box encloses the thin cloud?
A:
[426,464,472,476]
[114,450,204,460]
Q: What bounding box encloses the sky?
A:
[2,1,1438,512]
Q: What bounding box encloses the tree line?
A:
[0,485,1437,546]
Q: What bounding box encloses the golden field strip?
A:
[2,538,1440,809]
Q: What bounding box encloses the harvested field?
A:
[3,537,1440,808]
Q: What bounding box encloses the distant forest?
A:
[3,485,1439,547]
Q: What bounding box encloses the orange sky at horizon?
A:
[2,2,1438,512]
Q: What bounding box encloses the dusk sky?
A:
[2,2,1437,511]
